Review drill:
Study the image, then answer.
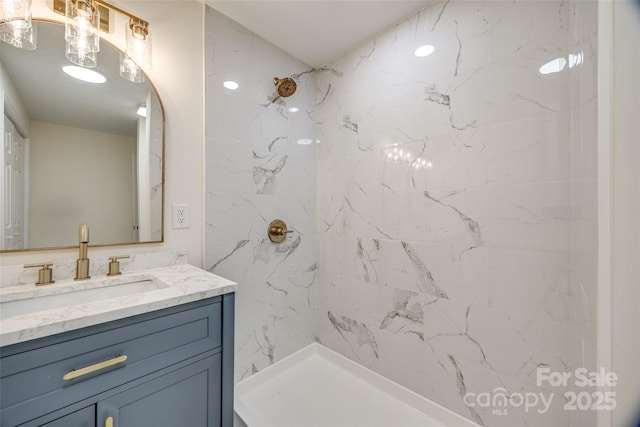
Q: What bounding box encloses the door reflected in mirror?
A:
[0,20,164,251]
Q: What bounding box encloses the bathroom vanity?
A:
[0,263,237,427]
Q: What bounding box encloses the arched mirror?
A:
[0,20,164,252]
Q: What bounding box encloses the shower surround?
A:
[204,7,317,382]
[315,1,597,426]
[205,1,598,426]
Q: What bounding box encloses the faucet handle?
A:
[24,262,55,286]
[107,255,130,276]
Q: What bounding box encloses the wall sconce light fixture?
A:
[0,0,152,83]
[0,0,36,49]
[65,0,100,62]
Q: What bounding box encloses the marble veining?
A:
[204,6,316,384]
[0,263,237,347]
[327,311,379,359]
[448,353,485,426]
[203,1,597,426]
[0,249,188,288]
[400,241,449,299]
[423,190,483,247]
[315,1,598,426]
[379,289,424,338]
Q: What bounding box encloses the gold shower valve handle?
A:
[268,219,293,243]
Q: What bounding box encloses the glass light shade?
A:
[0,20,36,50]
[125,21,152,69]
[119,53,145,83]
[66,40,97,68]
[0,0,32,29]
[65,0,100,53]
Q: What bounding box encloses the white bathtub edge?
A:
[235,342,321,396]
[234,342,480,427]
[313,344,480,427]
[235,343,322,427]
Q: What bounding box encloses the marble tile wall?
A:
[204,8,317,382]
[0,249,188,286]
[314,1,598,426]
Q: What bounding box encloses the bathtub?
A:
[234,343,479,427]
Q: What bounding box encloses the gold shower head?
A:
[273,77,297,97]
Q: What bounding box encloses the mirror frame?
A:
[0,18,165,253]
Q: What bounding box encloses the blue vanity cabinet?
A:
[40,406,95,427]
[0,293,235,427]
[97,354,221,427]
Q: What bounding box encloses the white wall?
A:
[611,2,640,426]
[1,1,204,266]
[28,120,135,247]
[0,63,30,138]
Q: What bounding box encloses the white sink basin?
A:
[0,276,169,321]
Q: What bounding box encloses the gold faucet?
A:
[75,223,91,280]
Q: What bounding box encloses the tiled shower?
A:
[204,1,598,426]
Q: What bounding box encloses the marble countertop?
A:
[0,264,237,347]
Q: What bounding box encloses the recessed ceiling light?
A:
[288,107,300,113]
[62,65,106,84]
[414,44,435,57]
[223,80,239,90]
[297,138,314,145]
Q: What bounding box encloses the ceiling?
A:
[207,0,435,67]
[2,2,433,136]
[1,21,150,137]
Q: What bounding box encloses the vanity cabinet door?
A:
[39,406,95,427]
[97,354,222,427]
[1,298,222,426]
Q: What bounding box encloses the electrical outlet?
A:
[172,204,190,229]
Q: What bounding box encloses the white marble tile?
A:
[476,182,572,253]
[486,248,571,322]
[452,39,572,128]
[369,328,472,417]
[569,99,598,181]
[205,7,317,387]
[488,0,571,63]
[486,111,571,184]
[206,1,598,425]
[205,192,315,284]
[313,1,597,425]
[377,239,488,303]
[318,235,381,286]
[451,356,574,427]
[234,293,314,382]
[316,308,381,367]
[206,138,254,193]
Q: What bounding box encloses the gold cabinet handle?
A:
[63,355,128,381]
[105,416,114,427]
